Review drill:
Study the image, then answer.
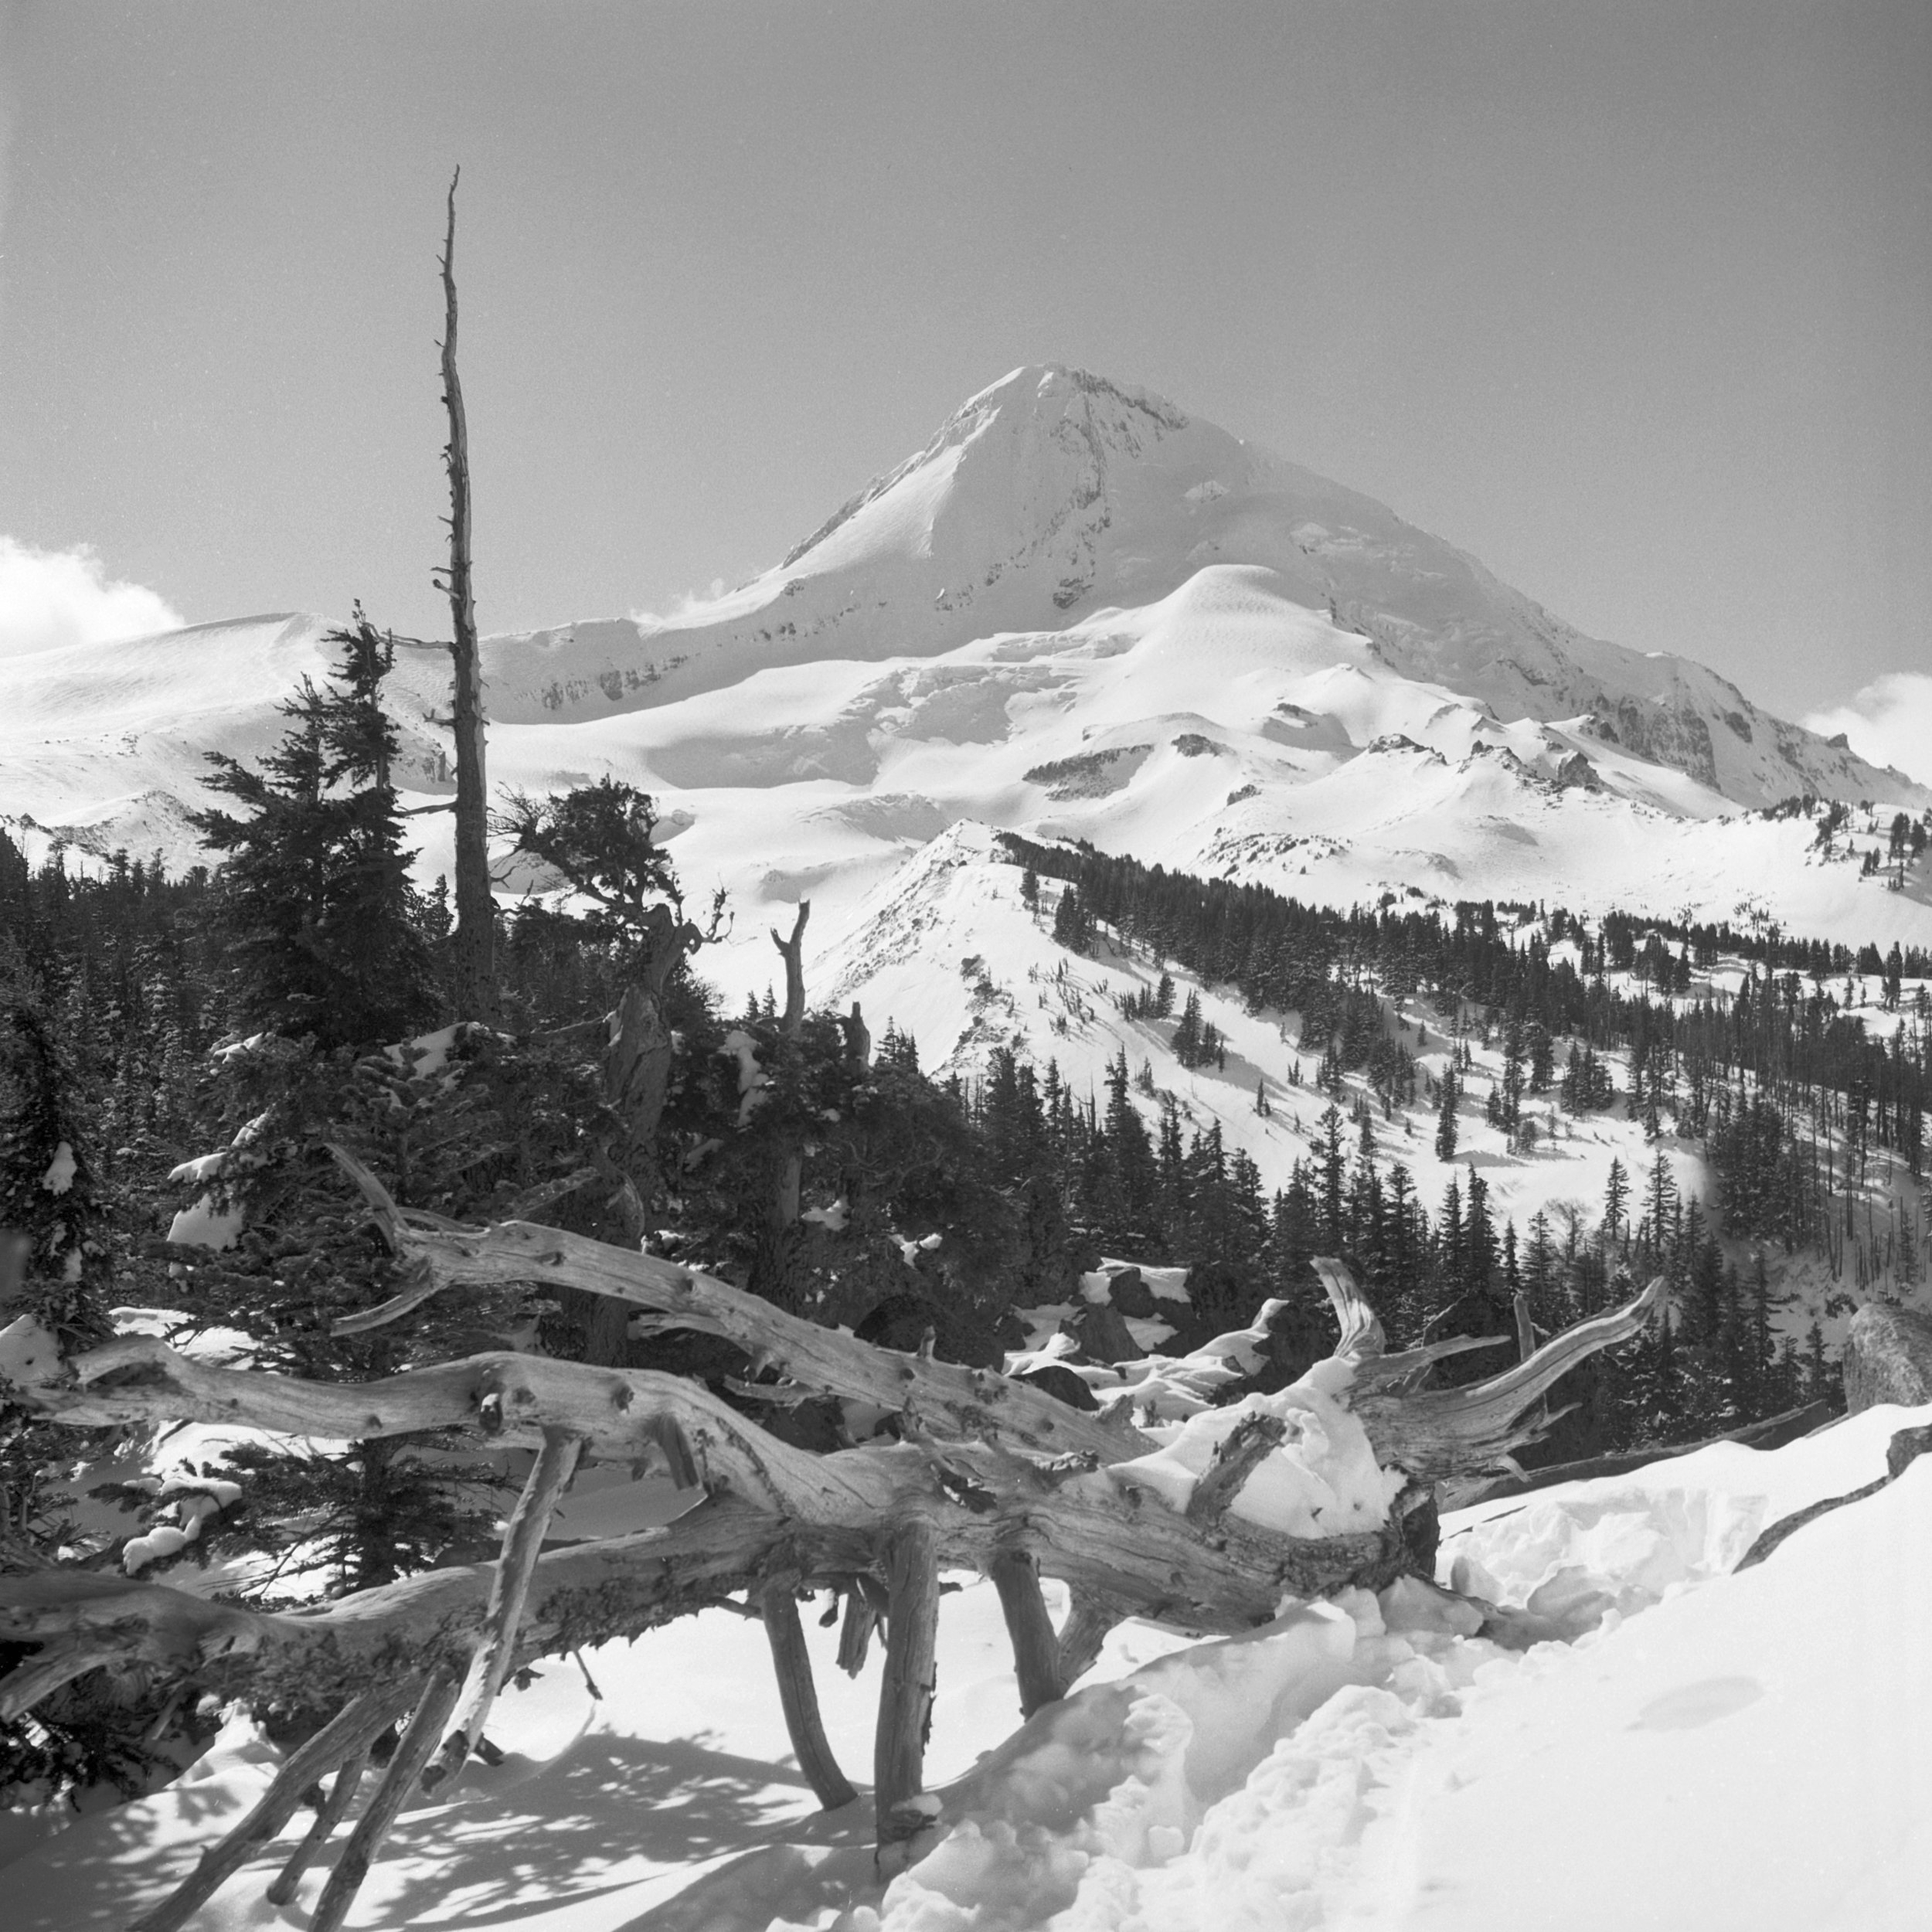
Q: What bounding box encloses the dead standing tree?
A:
[437,167,498,1022]
[0,1201,1663,1927]
[751,900,813,1307]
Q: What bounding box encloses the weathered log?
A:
[761,1582,858,1811]
[874,1515,941,1845]
[311,1666,461,1932]
[128,1682,417,1932]
[1464,1401,1834,1505]
[1734,1423,1932,1572]
[0,1454,1415,1720]
[2,1259,1656,1726]
[330,1181,1658,1490]
[1054,1597,1123,1686]
[431,1424,585,1787]
[988,1547,1065,1717]
[264,1747,369,1906]
[324,1161,1146,1465]
[2,1240,1672,1908]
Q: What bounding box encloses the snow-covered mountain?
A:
[471,365,1920,808]
[3,363,1927,1001]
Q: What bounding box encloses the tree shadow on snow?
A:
[605,1804,882,1932]
[362,1732,829,1929]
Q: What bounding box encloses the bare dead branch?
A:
[432,1426,585,1787]
[128,1682,417,1932]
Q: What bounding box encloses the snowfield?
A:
[8,1401,1926,1930]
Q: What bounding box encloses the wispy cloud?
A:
[0,537,184,659]
[1803,673,1932,790]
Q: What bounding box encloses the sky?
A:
[0,0,1927,744]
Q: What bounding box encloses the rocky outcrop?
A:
[1553,750,1605,792]
[1841,1303,1932,1412]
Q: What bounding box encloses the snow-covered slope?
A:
[3,366,1923,890]
[9,561,1928,1023]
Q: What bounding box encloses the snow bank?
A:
[832,1402,1932,1932]
[1108,1359,1402,1538]
[840,1590,1511,1932]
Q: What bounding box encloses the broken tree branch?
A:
[431,1424,585,1787]
[761,1583,858,1811]
[128,1681,417,1932]
[264,1746,370,1907]
[310,1665,461,1932]
[874,1514,940,1845]
[989,1547,1065,1717]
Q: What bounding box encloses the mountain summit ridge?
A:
[474,362,1917,811]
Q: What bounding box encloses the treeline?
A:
[964,1041,1829,1466]
[1005,834,1929,1270]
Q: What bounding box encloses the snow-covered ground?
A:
[10,1401,1926,1930]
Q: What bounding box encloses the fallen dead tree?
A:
[0,1185,1663,1927]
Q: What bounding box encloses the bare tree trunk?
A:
[264,1748,369,1907]
[438,169,495,1020]
[760,1583,858,1810]
[772,902,810,1036]
[311,1666,462,1932]
[874,1515,941,1845]
[128,1684,416,1932]
[755,902,811,1308]
[432,1425,585,1787]
[989,1548,1065,1717]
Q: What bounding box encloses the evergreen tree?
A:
[1602,1156,1630,1253]
[1434,1064,1460,1163]
[1315,1104,1348,1250]
[192,613,439,1051]
[1173,988,1205,1066]
[1050,884,1094,954]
